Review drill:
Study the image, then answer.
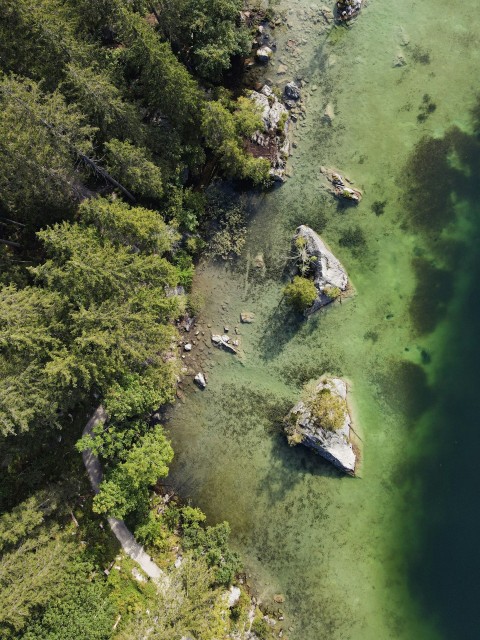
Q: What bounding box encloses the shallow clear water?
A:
[167,2,480,638]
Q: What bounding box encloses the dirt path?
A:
[82,406,166,583]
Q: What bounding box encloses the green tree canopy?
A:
[93,425,173,518]
[104,139,164,201]
[155,0,250,81]
[78,197,176,254]
[0,75,95,223]
[201,100,270,185]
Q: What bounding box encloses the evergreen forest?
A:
[0,1,276,637]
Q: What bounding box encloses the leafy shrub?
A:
[284,276,317,311]
[323,285,341,300]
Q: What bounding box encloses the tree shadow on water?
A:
[256,299,305,361]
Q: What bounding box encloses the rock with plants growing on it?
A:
[284,376,357,474]
[291,225,350,314]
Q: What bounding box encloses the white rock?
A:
[184,343,192,351]
[227,586,241,607]
[132,567,147,582]
[256,46,273,63]
[194,373,206,389]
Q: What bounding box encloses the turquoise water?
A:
[167,2,480,638]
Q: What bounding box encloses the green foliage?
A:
[234,96,264,137]
[309,388,346,432]
[0,489,60,553]
[0,523,75,633]
[105,139,164,201]
[0,75,94,222]
[63,63,143,143]
[155,0,249,81]
[119,8,202,138]
[202,100,270,184]
[0,1,257,635]
[182,518,241,586]
[252,615,272,640]
[78,197,175,254]
[93,425,173,518]
[135,510,168,549]
[0,219,181,437]
[22,580,115,640]
[323,285,341,300]
[284,276,317,311]
[115,556,229,640]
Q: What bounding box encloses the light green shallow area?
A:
[166,2,480,638]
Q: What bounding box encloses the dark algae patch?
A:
[409,257,454,335]
[407,231,480,640]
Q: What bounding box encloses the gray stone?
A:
[284,376,356,474]
[194,373,206,389]
[250,86,290,181]
[293,225,349,313]
[240,311,255,323]
[256,46,273,63]
[184,343,192,352]
[211,334,238,354]
[324,102,335,123]
[284,82,301,100]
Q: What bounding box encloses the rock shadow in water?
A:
[257,432,347,508]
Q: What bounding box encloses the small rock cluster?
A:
[249,85,290,182]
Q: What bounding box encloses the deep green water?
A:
[167,2,480,638]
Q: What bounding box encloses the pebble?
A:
[184,343,192,351]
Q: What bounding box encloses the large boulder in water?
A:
[284,376,356,474]
[293,225,349,313]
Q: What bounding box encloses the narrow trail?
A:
[82,406,166,583]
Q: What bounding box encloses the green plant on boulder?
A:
[284,276,317,311]
[310,388,346,432]
[286,429,304,446]
[323,285,341,300]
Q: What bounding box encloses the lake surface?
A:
[167,1,480,638]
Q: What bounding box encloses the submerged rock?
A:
[293,225,349,313]
[240,311,255,323]
[284,376,356,474]
[284,82,301,100]
[323,168,362,202]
